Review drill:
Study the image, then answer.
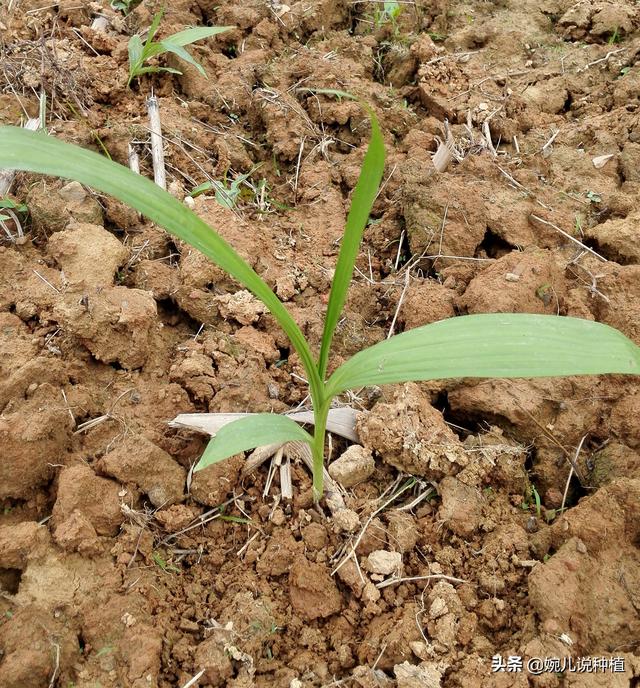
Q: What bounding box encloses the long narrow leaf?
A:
[162,26,234,47]
[0,127,320,393]
[194,414,313,471]
[158,42,206,76]
[127,34,143,73]
[326,314,640,395]
[313,90,386,379]
[145,10,164,45]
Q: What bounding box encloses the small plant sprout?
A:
[374,1,402,30]
[1,92,639,500]
[188,165,262,209]
[127,10,233,87]
[110,0,136,14]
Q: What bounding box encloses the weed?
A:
[607,27,621,45]
[1,93,639,498]
[152,550,180,574]
[585,190,602,204]
[127,10,233,88]
[522,484,543,517]
[374,1,402,32]
[0,198,28,242]
[531,484,542,518]
[189,165,261,209]
[111,0,137,13]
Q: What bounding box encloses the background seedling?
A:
[1,92,639,498]
[374,1,402,31]
[189,165,261,209]
[111,0,137,14]
[127,10,233,87]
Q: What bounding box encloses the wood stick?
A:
[127,143,140,175]
[147,94,166,189]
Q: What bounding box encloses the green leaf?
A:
[0,126,321,395]
[130,66,180,77]
[195,414,313,471]
[189,181,214,197]
[158,41,206,76]
[146,10,164,45]
[311,90,386,379]
[161,25,234,48]
[127,34,144,73]
[326,313,640,396]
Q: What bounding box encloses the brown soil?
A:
[1,0,640,686]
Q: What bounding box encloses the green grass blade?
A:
[0,126,321,394]
[158,42,206,76]
[314,91,386,380]
[194,414,313,471]
[127,34,144,80]
[326,313,640,395]
[161,26,234,47]
[146,10,164,44]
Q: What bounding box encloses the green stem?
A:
[311,395,331,500]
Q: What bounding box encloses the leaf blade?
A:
[158,41,206,76]
[161,26,234,47]
[127,34,144,79]
[313,91,386,379]
[194,414,313,471]
[326,314,640,395]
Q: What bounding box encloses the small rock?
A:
[328,445,375,488]
[394,661,443,688]
[98,435,185,507]
[53,509,102,556]
[364,550,403,577]
[362,581,381,603]
[216,290,266,325]
[58,181,88,203]
[409,641,435,661]
[357,383,468,479]
[336,559,366,598]
[352,666,394,688]
[28,179,103,233]
[332,508,360,533]
[428,597,448,619]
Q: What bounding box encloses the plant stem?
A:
[311,396,331,500]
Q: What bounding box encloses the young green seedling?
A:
[111,0,137,14]
[189,165,261,209]
[127,10,233,87]
[1,94,639,500]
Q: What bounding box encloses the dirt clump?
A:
[289,555,343,621]
[357,383,468,479]
[98,434,186,507]
[52,286,158,369]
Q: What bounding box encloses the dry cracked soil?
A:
[1,0,640,687]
